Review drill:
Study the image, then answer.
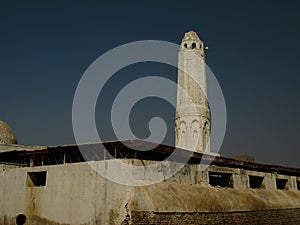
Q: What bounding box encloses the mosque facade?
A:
[0,31,300,225]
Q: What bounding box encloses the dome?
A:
[182,30,201,43]
[0,120,18,144]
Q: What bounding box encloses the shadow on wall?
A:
[16,214,26,225]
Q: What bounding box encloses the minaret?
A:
[175,31,210,153]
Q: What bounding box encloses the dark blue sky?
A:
[0,1,299,167]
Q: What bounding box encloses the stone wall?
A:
[131,208,300,225]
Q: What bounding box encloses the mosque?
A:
[0,31,300,225]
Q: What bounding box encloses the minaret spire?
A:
[175,30,210,153]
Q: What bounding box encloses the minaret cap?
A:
[181,30,204,51]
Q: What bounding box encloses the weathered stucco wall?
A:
[0,159,300,225]
[129,182,300,213]
[0,163,133,225]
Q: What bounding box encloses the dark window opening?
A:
[209,172,233,188]
[27,171,47,187]
[184,43,187,48]
[276,178,288,190]
[191,43,196,49]
[249,175,264,189]
[297,180,300,190]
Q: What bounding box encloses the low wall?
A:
[131,208,300,225]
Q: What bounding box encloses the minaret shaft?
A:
[175,31,210,153]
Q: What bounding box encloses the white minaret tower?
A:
[175,31,210,153]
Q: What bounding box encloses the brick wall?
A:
[131,208,300,225]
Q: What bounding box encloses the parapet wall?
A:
[127,159,300,191]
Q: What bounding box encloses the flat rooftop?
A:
[0,140,299,176]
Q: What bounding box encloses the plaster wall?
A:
[0,160,300,225]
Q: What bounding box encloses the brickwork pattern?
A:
[131,208,300,225]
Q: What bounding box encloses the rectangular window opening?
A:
[297,180,300,191]
[249,175,264,189]
[209,171,233,188]
[276,178,288,190]
[27,171,47,187]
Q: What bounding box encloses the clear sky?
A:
[0,1,299,167]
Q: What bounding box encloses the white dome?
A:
[0,120,17,144]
